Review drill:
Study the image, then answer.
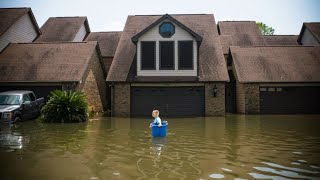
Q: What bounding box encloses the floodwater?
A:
[0,115,320,180]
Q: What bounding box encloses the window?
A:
[29,93,36,101]
[141,41,156,70]
[23,94,31,102]
[260,87,267,92]
[178,41,193,70]
[159,22,175,38]
[160,41,174,70]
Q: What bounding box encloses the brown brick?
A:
[112,83,130,117]
[205,83,225,116]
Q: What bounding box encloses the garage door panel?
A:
[260,86,320,114]
[131,87,204,117]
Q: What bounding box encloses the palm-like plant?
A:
[41,90,89,123]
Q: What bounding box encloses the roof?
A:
[107,14,229,82]
[85,31,122,57]
[218,21,264,46]
[0,7,41,37]
[230,46,320,83]
[298,23,320,44]
[35,17,90,42]
[219,35,233,54]
[263,35,299,45]
[0,41,98,82]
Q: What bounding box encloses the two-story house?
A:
[107,14,229,117]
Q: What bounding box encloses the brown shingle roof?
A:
[35,17,90,42]
[218,21,264,46]
[219,35,233,54]
[85,32,122,57]
[231,46,320,83]
[0,41,98,82]
[298,23,320,44]
[107,14,229,82]
[0,7,41,37]
[263,35,299,45]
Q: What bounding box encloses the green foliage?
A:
[41,90,89,123]
[257,22,275,35]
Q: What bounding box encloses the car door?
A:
[22,94,32,120]
[28,93,39,118]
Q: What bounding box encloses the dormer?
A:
[132,14,202,76]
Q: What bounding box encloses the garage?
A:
[260,86,320,114]
[131,86,205,117]
[0,86,62,101]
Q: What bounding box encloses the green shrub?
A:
[41,90,89,123]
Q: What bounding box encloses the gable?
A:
[36,17,90,42]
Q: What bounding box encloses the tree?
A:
[257,22,275,35]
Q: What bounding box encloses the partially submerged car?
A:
[0,91,44,123]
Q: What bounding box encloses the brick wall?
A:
[235,83,260,114]
[205,83,225,116]
[112,83,130,117]
[244,84,260,114]
[78,50,107,113]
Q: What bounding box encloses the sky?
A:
[1,0,319,35]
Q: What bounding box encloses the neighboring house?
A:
[85,31,122,109]
[107,14,229,117]
[0,41,106,112]
[0,8,41,52]
[230,46,320,114]
[298,23,320,45]
[35,17,90,42]
[85,32,122,77]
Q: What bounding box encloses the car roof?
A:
[0,90,33,95]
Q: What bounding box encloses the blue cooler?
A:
[150,121,168,137]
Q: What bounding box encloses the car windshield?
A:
[0,95,21,105]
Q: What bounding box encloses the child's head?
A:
[152,110,159,118]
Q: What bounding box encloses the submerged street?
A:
[0,115,320,179]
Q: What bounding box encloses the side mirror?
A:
[23,101,31,105]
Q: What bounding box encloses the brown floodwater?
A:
[0,115,320,180]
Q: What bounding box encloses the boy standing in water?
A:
[152,110,162,127]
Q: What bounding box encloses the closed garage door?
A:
[131,87,205,117]
[260,86,320,114]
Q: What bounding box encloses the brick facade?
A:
[236,83,260,114]
[244,84,260,114]
[112,83,130,117]
[78,51,107,113]
[205,83,225,116]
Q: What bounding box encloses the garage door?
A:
[131,87,205,117]
[260,86,320,114]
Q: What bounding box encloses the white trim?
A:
[131,83,204,87]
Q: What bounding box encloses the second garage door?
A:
[131,87,205,117]
[260,86,320,114]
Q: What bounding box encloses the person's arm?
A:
[157,117,162,127]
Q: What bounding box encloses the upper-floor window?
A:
[178,41,193,70]
[141,41,156,70]
[160,41,174,70]
[159,22,175,38]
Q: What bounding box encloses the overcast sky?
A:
[1,0,319,34]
